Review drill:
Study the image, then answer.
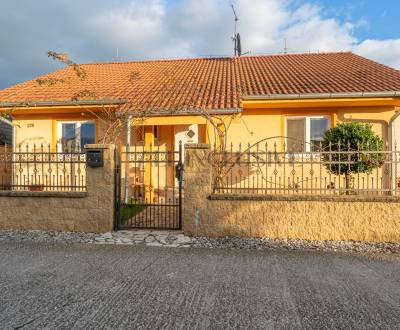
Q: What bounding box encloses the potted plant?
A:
[28,184,45,192]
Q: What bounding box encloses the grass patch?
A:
[120,203,146,224]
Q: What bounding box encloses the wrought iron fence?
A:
[211,139,400,196]
[118,142,183,230]
[0,144,86,192]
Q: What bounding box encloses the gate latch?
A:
[175,163,184,182]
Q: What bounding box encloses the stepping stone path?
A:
[93,230,194,248]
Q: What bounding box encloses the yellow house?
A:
[2,51,400,232]
[0,51,399,213]
[0,52,399,155]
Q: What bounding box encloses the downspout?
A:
[124,115,132,204]
[388,109,400,151]
[388,109,400,193]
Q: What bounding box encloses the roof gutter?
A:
[2,91,399,107]
[0,99,127,108]
[242,91,400,100]
[128,108,243,117]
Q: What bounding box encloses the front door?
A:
[174,124,198,163]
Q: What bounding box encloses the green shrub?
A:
[321,122,384,193]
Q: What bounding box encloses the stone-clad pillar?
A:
[85,144,116,232]
[183,144,212,235]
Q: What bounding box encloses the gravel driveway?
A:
[0,240,399,329]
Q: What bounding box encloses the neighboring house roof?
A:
[0,52,400,111]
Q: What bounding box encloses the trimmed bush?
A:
[322,122,384,193]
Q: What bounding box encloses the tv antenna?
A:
[231,4,242,56]
[283,39,288,54]
[113,47,122,61]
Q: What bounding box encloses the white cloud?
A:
[0,0,399,88]
[87,0,399,68]
[282,16,356,53]
[88,0,172,57]
[354,39,400,69]
[236,0,290,50]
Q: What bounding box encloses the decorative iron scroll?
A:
[211,137,398,196]
[0,144,86,192]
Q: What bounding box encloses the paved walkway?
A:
[0,240,399,329]
[94,230,193,247]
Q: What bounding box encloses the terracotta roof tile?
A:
[0,52,399,111]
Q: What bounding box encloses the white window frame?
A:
[57,120,95,152]
[285,115,330,153]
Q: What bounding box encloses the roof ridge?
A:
[79,51,354,66]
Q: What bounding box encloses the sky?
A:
[0,0,399,89]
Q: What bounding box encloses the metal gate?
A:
[115,142,184,230]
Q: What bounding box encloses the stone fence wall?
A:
[0,144,115,233]
[183,144,400,243]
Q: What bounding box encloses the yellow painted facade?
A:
[14,119,54,147]
[4,97,400,151]
[2,97,399,198]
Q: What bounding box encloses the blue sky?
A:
[0,0,399,89]
[315,0,399,40]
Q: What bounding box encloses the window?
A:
[286,116,330,152]
[310,117,329,151]
[286,118,306,153]
[80,122,95,147]
[58,121,95,152]
[0,122,12,146]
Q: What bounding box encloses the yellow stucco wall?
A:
[14,116,101,150]
[8,98,400,152]
[11,109,397,153]
[14,119,53,147]
[204,106,399,149]
[6,100,400,208]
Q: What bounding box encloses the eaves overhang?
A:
[0,99,127,108]
[242,91,400,100]
[242,91,400,109]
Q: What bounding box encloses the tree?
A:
[321,122,384,194]
[42,52,239,148]
[39,52,243,193]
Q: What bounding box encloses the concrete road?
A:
[0,241,399,329]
